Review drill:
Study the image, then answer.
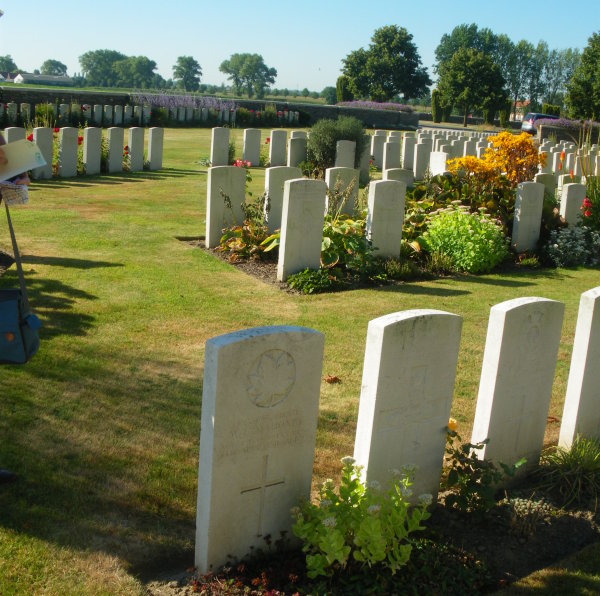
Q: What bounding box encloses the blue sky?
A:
[0,1,598,91]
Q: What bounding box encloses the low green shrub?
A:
[287,268,341,293]
[292,457,431,579]
[420,208,509,274]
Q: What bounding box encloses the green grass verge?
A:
[0,127,597,594]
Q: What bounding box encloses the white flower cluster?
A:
[545,225,600,268]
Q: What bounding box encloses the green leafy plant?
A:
[292,457,431,579]
[534,436,600,508]
[420,207,509,274]
[287,267,341,294]
[505,495,553,540]
[443,426,526,513]
[541,225,600,268]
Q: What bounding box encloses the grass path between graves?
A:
[1,127,599,594]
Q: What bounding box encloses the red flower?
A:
[26,133,33,142]
[569,168,574,179]
[123,145,129,152]
[265,137,270,144]
[77,136,83,145]
[558,162,563,171]
[53,127,60,133]
[583,197,592,208]
[584,210,592,217]
[560,150,565,161]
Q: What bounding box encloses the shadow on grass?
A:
[22,255,124,270]
[0,269,96,338]
[373,283,471,298]
[0,342,203,580]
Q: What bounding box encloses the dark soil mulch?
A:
[0,249,14,277]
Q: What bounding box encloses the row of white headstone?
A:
[538,138,600,178]
[195,286,600,573]
[1,126,163,178]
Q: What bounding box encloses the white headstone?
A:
[242,128,261,166]
[559,287,600,449]
[413,140,433,180]
[31,127,53,179]
[401,135,416,169]
[560,183,586,226]
[534,173,556,198]
[107,127,124,173]
[82,104,92,122]
[325,167,359,216]
[371,135,385,169]
[287,137,307,168]
[113,105,123,126]
[382,141,401,171]
[471,297,565,469]
[3,127,26,143]
[353,310,462,498]
[335,140,356,169]
[383,168,414,186]
[359,134,371,184]
[366,180,406,258]
[277,178,326,281]
[19,103,31,123]
[195,325,324,573]
[264,166,302,233]
[128,127,144,172]
[463,139,478,157]
[210,127,230,167]
[205,166,246,249]
[290,131,307,139]
[429,151,449,177]
[123,105,133,125]
[511,182,544,253]
[93,104,103,125]
[269,130,287,167]
[6,102,17,124]
[83,127,101,175]
[103,105,113,126]
[148,127,164,170]
[58,103,69,125]
[58,127,78,177]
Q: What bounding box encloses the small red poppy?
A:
[53,127,60,133]
[26,133,33,142]
[77,136,83,145]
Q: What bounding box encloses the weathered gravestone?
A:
[106,127,124,173]
[471,297,565,469]
[353,310,463,499]
[123,105,133,126]
[371,133,386,169]
[359,134,371,184]
[242,128,261,166]
[534,173,557,198]
[83,127,101,175]
[560,183,586,226]
[335,140,356,169]
[205,166,246,249]
[59,127,78,177]
[93,104,103,125]
[269,130,287,167]
[195,325,324,573]
[290,131,308,139]
[383,168,414,186]
[113,104,123,126]
[148,127,164,170]
[511,182,544,253]
[103,105,113,126]
[277,179,326,281]
[32,127,53,179]
[559,287,600,449]
[401,135,416,169]
[382,141,401,171]
[325,167,359,216]
[366,180,406,258]
[210,127,230,167]
[287,137,307,168]
[128,127,144,172]
[264,166,302,233]
[6,103,17,124]
[413,139,433,180]
[3,127,25,143]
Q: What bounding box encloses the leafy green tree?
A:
[438,48,506,127]
[172,56,202,91]
[79,49,127,86]
[219,53,276,98]
[525,41,549,112]
[113,56,159,88]
[0,54,17,72]
[40,59,67,76]
[342,25,431,101]
[566,31,600,119]
[320,86,337,105]
[336,75,354,102]
[543,48,580,106]
[504,40,534,119]
[301,87,310,97]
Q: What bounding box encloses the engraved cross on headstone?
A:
[240,454,285,537]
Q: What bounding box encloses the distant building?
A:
[13,73,73,86]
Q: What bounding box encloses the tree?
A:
[219,53,276,98]
[543,48,581,106]
[320,86,337,105]
[113,56,158,88]
[336,75,354,102]
[342,25,431,101]
[566,31,600,119]
[438,48,506,127]
[79,49,127,86]
[504,40,534,119]
[525,41,549,112]
[172,56,202,91]
[40,59,67,76]
[0,54,17,72]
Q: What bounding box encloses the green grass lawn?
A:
[1,127,598,594]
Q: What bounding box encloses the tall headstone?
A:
[210,127,230,167]
[148,127,164,170]
[205,166,246,249]
[383,168,414,186]
[93,104,103,125]
[353,310,462,498]
[325,167,359,216]
[264,166,302,233]
[113,104,123,126]
[287,137,307,168]
[359,134,371,184]
[471,297,565,469]
[195,325,324,573]
[413,139,433,180]
[559,287,600,449]
[269,130,287,167]
[3,127,26,143]
[128,127,144,172]
[366,180,406,258]
[58,127,78,177]
[82,104,92,122]
[290,131,307,139]
[401,135,416,169]
[429,151,449,176]
[123,105,133,125]
[371,134,386,169]
[19,103,31,123]
[103,105,113,126]
[6,103,17,124]
[560,183,586,226]
[58,103,69,124]
[534,173,557,198]
[277,179,326,281]
[511,182,544,253]
[107,127,124,173]
[242,128,261,166]
[83,127,102,175]
[382,141,401,171]
[335,140,356,169]
[32,127,53,180]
